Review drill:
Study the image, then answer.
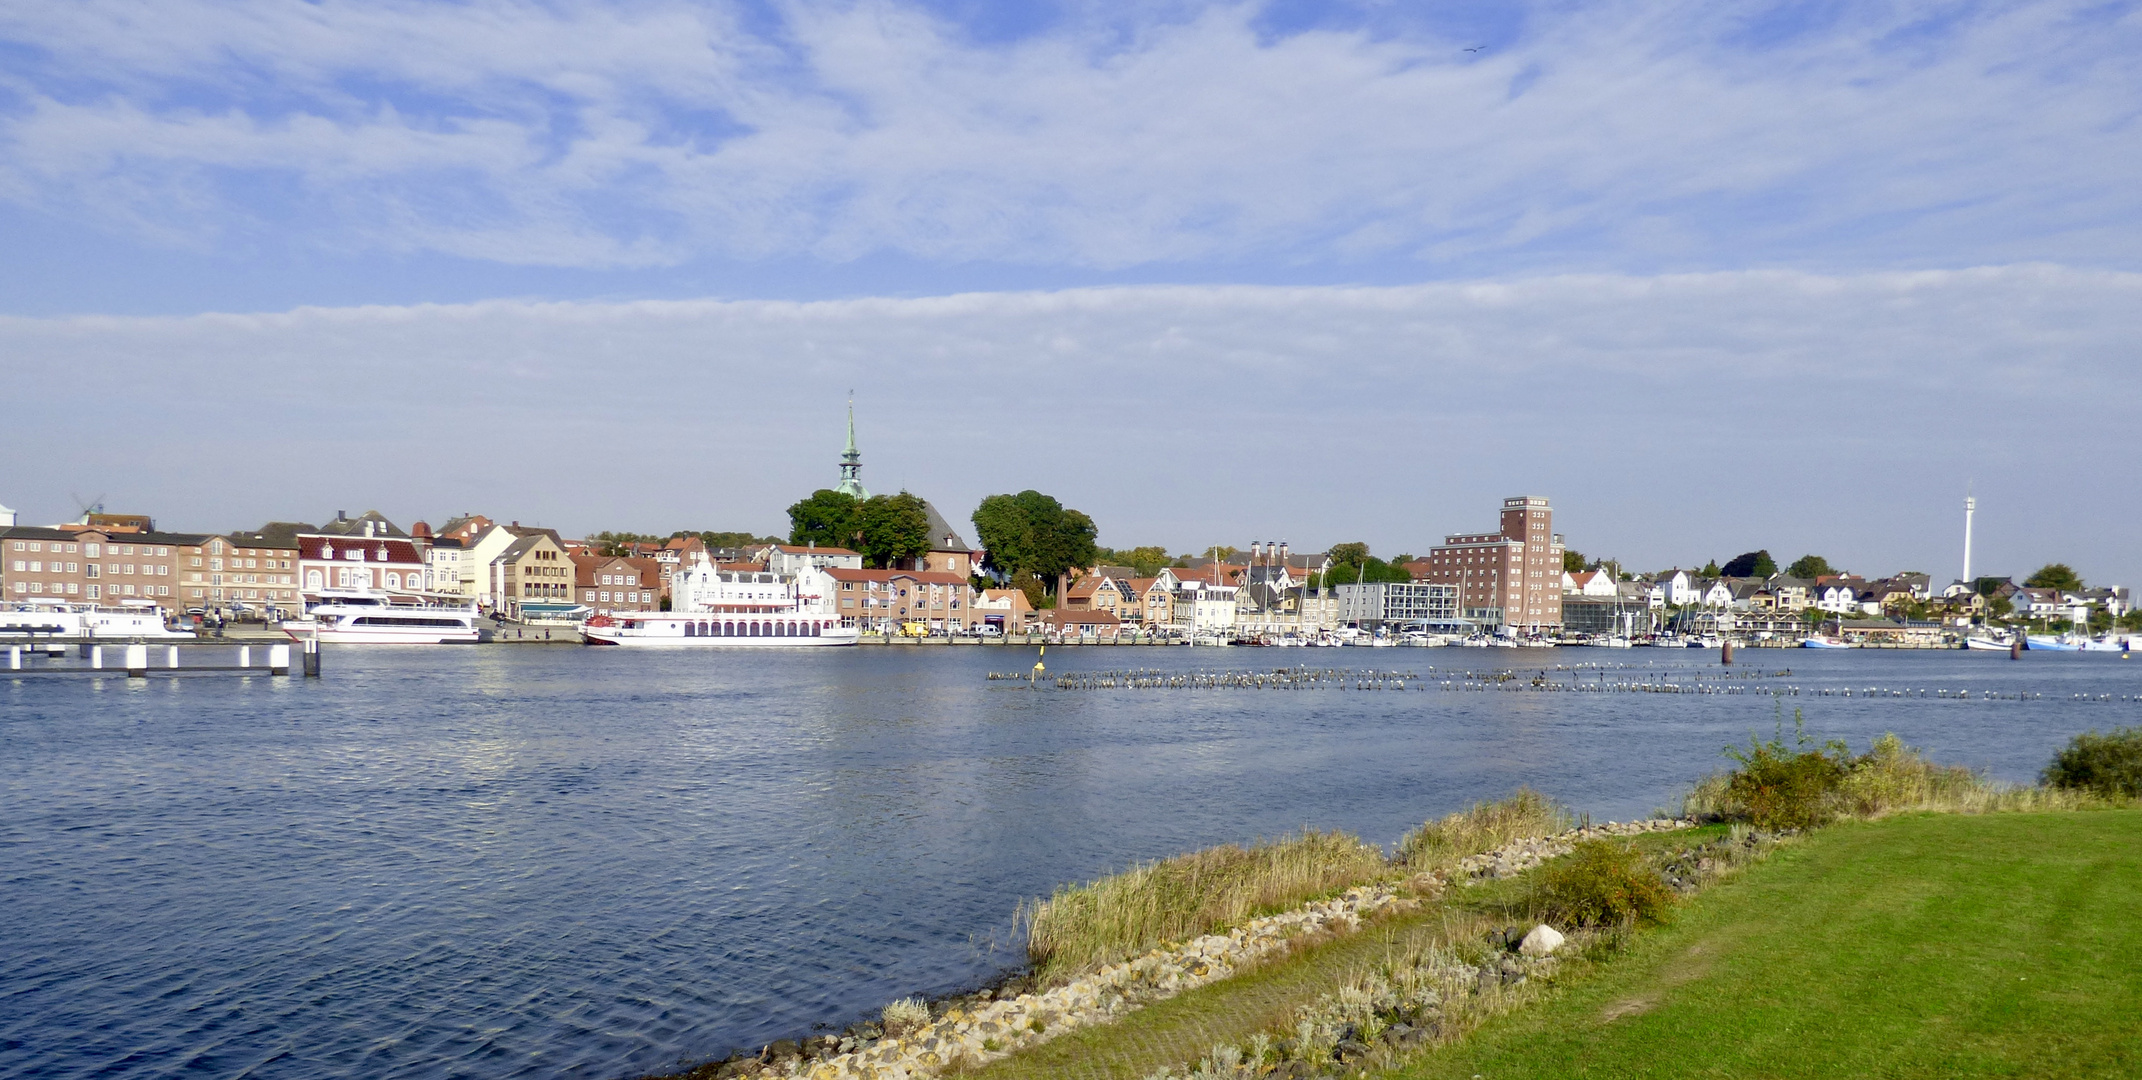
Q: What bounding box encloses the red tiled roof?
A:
[296,535,422,564]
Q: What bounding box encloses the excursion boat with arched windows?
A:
[578,559,859,648]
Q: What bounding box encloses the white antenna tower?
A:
[1963,485,1976,585]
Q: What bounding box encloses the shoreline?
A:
[641,818,1695,1080]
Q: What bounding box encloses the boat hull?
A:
[581,628,862,647]
[312,627,480,645]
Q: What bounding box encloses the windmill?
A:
[71,491,107,522]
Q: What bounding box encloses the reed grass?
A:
[1395,788,1571,873]
[1023,791,1579,983]
[1021,831,1388,981]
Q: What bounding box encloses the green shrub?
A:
[1716,711,1851,830]
[1531,840,1676,927]
[2044,728,2142,798]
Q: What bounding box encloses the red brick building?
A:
[573,554,662,614]
[1417,496,1564,632]
[824,567,976,631]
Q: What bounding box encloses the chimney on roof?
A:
[336,510,347,522]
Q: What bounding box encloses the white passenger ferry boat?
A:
[1,600,196,640]
[579,558,859,647]
[289,590,481,644]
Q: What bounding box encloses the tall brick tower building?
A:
[1420,495,1564,633]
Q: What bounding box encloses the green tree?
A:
[1787,554,1835,580]
[591,530,663,556]
[856,492,931,568]
[970,490,1100,588]
[1313,555,1413,589]
[1700,560,1721,577]
[1098,545,1172,577]
[1562,549,1588,573]
[1009,570,1049,609]
[787,489,861,550]
[1327,541,1371,567]
[2025,563,2084,591]
[1721,550,1777,578]
[1201,544,1239,563]
[1987,595,2015,619]
[694,530,780,550]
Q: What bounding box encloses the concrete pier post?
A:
[303,637,321,678]
[2011,637,2023,660]
[126,644,147,677]
[1721,640,1734,664]
[91,645,104,669]
[239,645,251,669]
[168,646,180,668]
[80,640,93,658]
[269,643,290,675]
[8,645,19,670]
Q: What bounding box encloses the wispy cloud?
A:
[1,1,2135,272]
[4,266,2137,583]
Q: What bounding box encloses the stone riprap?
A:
[1432,818,1694,886]
[733,819,1693,1080]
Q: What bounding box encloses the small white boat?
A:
[2025,634,2082,653]
[1964,635,2013,651]
[1800,636,1853,649]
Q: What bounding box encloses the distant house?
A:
[1810,577,1869,615]
[298,532,426,602]
[972,588,1035,631]
[1169,576,1239,633]
[1656,570,1697,607]
[573,554,660,614]
[315,509,406,539]
[1765,577,1812,612]
[1696,579,1736,609]
[1562,569,1618,598]
[490,531,578,621]
[763,543,864,576]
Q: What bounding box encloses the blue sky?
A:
[1,1,2138,585]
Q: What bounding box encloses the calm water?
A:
[3,645,2137,1079]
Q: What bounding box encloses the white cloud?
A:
[0,1,2136,270]
[3,266,2136,585]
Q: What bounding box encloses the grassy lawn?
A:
[1388,810,2142,1080]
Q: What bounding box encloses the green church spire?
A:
[836,396,869,498]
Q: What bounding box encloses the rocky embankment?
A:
[693,819,1693,1080]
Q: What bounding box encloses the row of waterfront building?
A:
[2,494,2121,638]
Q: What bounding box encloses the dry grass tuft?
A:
[1022,831,1388,981]
[1396,788,1571,873]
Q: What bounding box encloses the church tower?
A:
[835,398,870,499]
